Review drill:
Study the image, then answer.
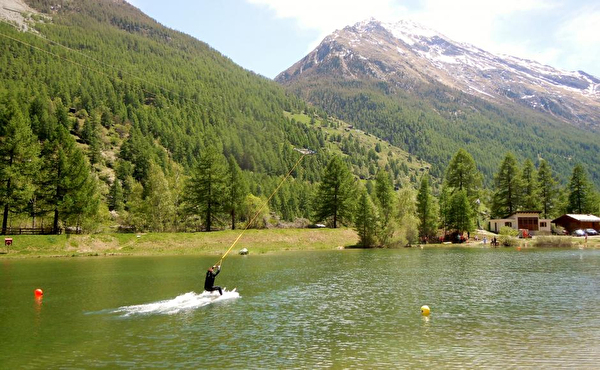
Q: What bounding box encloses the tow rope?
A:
[215,148,314,266]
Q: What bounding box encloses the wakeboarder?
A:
[204,265,222,295]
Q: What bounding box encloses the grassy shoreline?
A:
[0,228,360,258]
[1,229,597,258]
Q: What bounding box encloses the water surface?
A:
[1,248,599,368]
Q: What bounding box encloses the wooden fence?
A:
[2,227,59,235]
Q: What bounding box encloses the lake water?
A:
[2,248,600,368]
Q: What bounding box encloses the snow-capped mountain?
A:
[276,19,600,129]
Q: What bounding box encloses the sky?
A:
[125,0,600,79]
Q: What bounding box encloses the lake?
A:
[1,248,600,368]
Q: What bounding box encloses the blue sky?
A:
[126,0,600,79]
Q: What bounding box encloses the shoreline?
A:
[0,229,596,259]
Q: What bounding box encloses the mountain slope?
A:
[278,19,600,130]
[276,19,600,186]
[1,1,433,227]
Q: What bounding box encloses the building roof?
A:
[505,211,541,218]
[553,214,600,223]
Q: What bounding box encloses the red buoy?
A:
[34,288,43,297]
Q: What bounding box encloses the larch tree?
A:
[0,100,40,234]
[520,159,539,211]
[441,149,480,234]
[184,146,227,231]
[374,169,396,245]
[491,152,521,218]
[567,164,596,214]
[313,155,356,228]
[354,187,378,247]
[536,159,558,218]
[145,161,175,232]
[447,189,474,235]
[38,124,98,233]
[416,175,439,240]
[108,179,124,212]
[444,148,481,202]
[225,155,248,230]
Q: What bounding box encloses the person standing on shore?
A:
[204,265,222,295]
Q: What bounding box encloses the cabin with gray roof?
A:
[552,214,600,233]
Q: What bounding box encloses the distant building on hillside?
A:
[552,214,600,233]
[488,211,552,235]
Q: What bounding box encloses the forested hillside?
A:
[0,0,424,232]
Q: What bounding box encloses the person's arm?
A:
[214,265,221,276]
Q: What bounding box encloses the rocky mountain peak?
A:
[277,18,600,130]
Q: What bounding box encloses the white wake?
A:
[111,289,240,317]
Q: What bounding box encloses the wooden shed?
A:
[552,214,600,233]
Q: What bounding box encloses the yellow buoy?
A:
[421,305,430,316]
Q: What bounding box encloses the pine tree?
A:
[374,169,397,246]
[520,159,539,211]
[108,179,124,211]
[184,146,227,231]
[374,170,395,227]
[443,148,480,233]
[37,125,98,233]
[125,181,148,231]
[444,148,481,201]
[536,159,557,218]
[225,155,248,230]
[416,175,438,240]
[313,156,356,228]
[354,188,378,247]
[491,152,521,218]
[396,187,420,246]
[145,161,175,232]
[447,190,474,234]
[567,164,595,214]
[0,100,40,233]
[82,114,101,165]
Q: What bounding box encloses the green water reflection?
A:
[1,248,600,368]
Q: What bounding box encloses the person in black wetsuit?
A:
[204,265,222,295]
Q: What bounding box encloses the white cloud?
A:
[246,0,407,31]
[245,0,558,54]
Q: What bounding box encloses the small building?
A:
[488,211,552,235]
[552,214,600,233]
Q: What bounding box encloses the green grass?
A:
[0,228,359,258]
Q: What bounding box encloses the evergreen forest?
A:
[1,0,599,244]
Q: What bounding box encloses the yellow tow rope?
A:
[215,151,310,266]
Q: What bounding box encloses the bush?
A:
[533,236,573,248]
[498,235,519,247]
[498,226,519,246]
[499,226,519,237]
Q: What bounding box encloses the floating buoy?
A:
[517,246,522,251]
[239,248,248,255]
[34,288,43,297]
[420,305,430,316]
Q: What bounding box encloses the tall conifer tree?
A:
[38,125,97,233]
[0,100,40,233]
[491,152,521,218]
[313,156,355,228]
[536,159,557,218]
[184,146,227,231]
[520,159,539,210]
[354,188,378,247]
[567,164,595,214]
[226,155,248,230]
[416,175,438,240]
